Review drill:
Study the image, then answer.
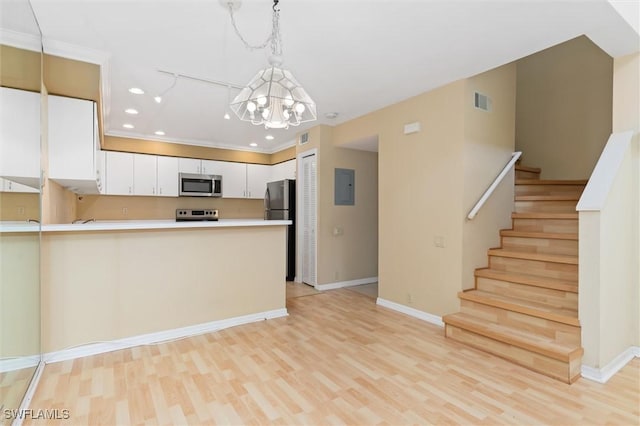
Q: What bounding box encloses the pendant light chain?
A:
[228,0,282,56]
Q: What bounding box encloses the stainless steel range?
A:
[176,208,219,221]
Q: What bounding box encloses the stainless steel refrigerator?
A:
[265,179,296,281]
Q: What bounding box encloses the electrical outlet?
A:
[407,293,413,304]
[434,236,445,248]
[17,206,25,215]
[122,207,128,216]
[334,271,339,280]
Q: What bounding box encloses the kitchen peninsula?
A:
[40,219,290,359]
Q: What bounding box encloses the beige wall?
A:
[0,44,41,92]
[297,126,379,285]
[41,226,286,352]
[580,52,639,369]
[462,64,517,290]
[515,36,613,179]
[0,233,40,358]
[76,194,263,220]
[0,193,39,221]
[330,63,516,316]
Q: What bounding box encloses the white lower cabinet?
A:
[105,151,134,195]
[157,156,178,197]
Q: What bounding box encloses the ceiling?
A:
[2,0,638,153]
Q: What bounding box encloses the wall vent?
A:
[299,132,309,145]
[474,92,492,112]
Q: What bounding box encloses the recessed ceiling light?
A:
[249,142,258,147]
[122,123,134,129]
[125,108,139,115]
[223,113,231,120]
[325,112,339,119]
[128,87,144,95]
[154,96,162,103]
[265,135,274,140]
[154,130,165,136]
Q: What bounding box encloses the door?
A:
[266,180,288,210]
[300,153,317,286]
[133,153,157,196]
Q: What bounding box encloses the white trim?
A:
[12,360,45,426]
[43,308,288,364]
[0,29,41,52]
[576,131,634,211]
[0,355,40,373]
[581,346,640,383]
[314,277,378,291]
[376,298,444,328]
[41,38,109,65]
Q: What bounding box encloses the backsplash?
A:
[75,195,264,221]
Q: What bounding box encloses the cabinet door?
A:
[178,158,201,174]
[201,159,223,175]
[96,150,106,194]
[105,152,134,195]
[1,178,38,193]
[0,87,40,187]
[271,159,296,182]
[157,156,178,197]
[217,162,247,198]
[246,164,271,199]
[133,154,157,196]
[49,95,95,181]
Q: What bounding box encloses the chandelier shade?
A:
[224,0,316,130]
[230,65,316,129]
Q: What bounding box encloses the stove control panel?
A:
[176,209,219,221]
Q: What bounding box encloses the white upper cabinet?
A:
[157,156,178,197]
[216,161,246,198]
[0,87,40,188]
[178,158,201,174]
[246,164,270,199]
[133,153,157,196]
[48,95,102,194]
[105,151,134,195]
[201,160,223,175]
[271,159,296,182]
[0,177,39,193]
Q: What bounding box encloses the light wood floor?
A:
[0,366,37,425]
[26,290,639,425]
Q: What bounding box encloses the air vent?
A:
[474,91,492,112]
[299,132,309,145]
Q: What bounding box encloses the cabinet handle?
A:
[152,187,155,195]
[129,186,132,194]
[159,188,162,195]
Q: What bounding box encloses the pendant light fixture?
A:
[222,0,316,129]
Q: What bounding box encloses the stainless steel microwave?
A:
[179,173,222,197]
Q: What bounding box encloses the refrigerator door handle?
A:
[264,187,270,220]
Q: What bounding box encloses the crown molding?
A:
[0,28,41,52]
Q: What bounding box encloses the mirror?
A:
[0,0,42,418]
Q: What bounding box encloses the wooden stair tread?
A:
[514,165,541,173]
[515,179,588,185]
[515,194,581,201]
[488,248,578,265]
[459,290,579,326]
[500,229,578,240]
[512,212,578,220]
[443,312,583,361]
[475,268,577,292]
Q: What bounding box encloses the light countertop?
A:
[1,219,291,233]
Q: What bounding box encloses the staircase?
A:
[443,164,587,383]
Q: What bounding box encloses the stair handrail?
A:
[467,151,522,220]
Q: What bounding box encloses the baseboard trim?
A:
[376,298,444,328]
[315,277,378,291]
[43,308,288,364]
[581,346,640,383]
[0,355,40,373]
[13,360,45,426]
